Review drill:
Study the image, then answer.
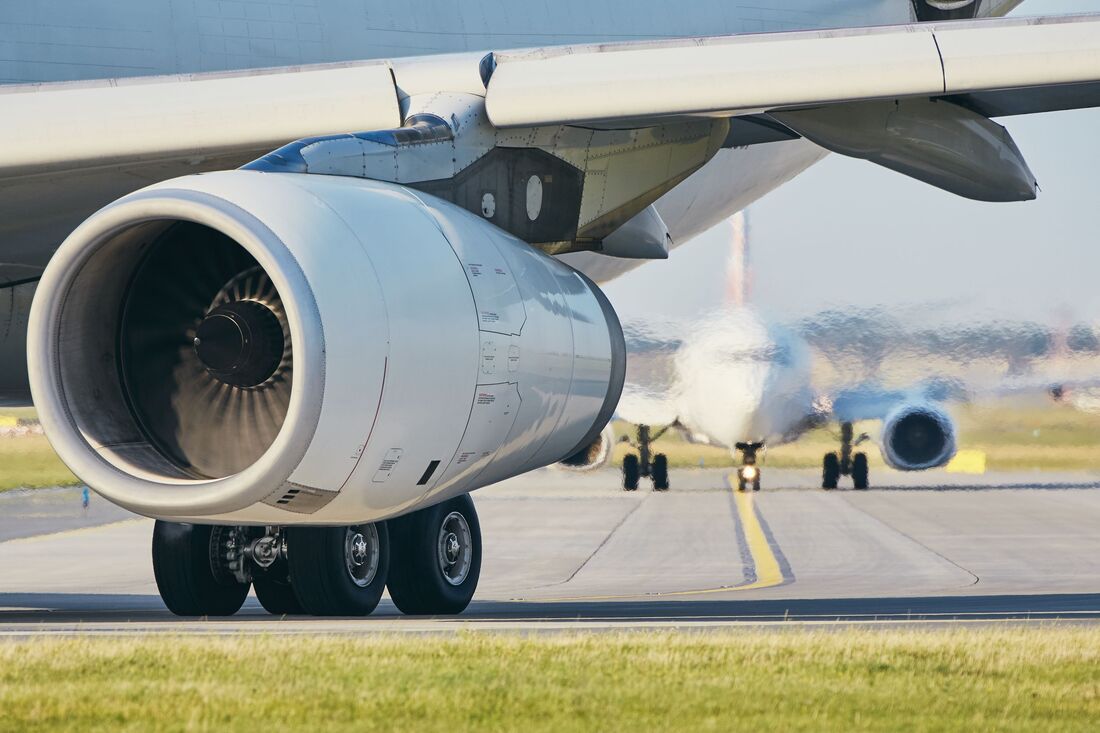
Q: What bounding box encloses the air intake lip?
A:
[28,189,325,518]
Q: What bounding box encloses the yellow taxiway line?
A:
[727,476,785,590]
[513,476,789,602]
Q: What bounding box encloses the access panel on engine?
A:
[425,381,521,497]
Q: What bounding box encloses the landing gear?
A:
[285,523,390,616]
[652,453,670,491]
[151,521,250,617]
[822,422,870,490]
[253,575,302,616]
[621,424,670,491]
[152,521,388,617]
[734,442,765,492]
[623,453,640,491]
[251,530,302,615]
[152,497,481,618]
[852,452,870,490]
[387,493,482,615]
[822,452,840,490]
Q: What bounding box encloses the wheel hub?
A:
[444,533,460,562]
[437,512,473,587]
[344,525,379,588]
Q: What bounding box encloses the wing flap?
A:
[485,14,1100,128]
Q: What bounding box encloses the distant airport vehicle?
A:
[0,1,1099,617]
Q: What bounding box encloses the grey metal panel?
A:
[945,82,1100,119]
[723,116,801,148]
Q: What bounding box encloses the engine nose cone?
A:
[195,301,284,388]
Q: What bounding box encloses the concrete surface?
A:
[1,468,1099,634]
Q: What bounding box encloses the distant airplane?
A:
[4,1,1100,617]
[562,213,1099,491]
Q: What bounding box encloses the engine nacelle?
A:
[29,171,624,524]
[557,423,615,471]
[880,404,957,471]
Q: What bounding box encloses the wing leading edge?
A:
[484,14,1100,128]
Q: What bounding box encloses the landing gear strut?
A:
[734,441,764,492]
[822,422,869,490]
[621,424,669,492]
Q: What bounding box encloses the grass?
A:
[1,399,1098,490]
[612,400,1100,471]
[0,629,1098,731]
[0,434,78,491]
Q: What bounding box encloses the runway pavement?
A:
[1,467,1099,634]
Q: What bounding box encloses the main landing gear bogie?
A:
[822,421,870,490]
[151,494,483,618]
[621,424,670,492]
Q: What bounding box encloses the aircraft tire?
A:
[652,454,670,491]
[151,521,250,617]
[623,454,640,491]
[286,523,390,616]
[852,452,870,490]
[253,575,304,616]
[387,494,482,615]
[822,453,840,490]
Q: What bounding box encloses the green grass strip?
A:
[1,628,1098,731]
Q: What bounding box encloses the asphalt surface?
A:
[2,467,1099,634]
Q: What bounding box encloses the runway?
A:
[2,468,1100,634]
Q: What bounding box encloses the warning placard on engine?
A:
[464,258,526,335]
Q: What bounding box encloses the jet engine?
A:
[880,404,957,471]
[28,171,624,525]
[558,423,615,471]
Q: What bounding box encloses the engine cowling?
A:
[880,404,957,471]
[557,424,615,471]
[28,171,624,524]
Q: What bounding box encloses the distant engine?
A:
[880,404,957,471]
[558,424,615,471]
[28,171,624,525]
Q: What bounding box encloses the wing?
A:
[485,15,1100,126]
[485,14,1100,202]
[0,62,402,285]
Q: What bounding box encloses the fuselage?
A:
[672,308,816,449]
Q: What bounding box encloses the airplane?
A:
[1,0,1100,617]
[563,214,965,491]
[569,206,1100,492]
